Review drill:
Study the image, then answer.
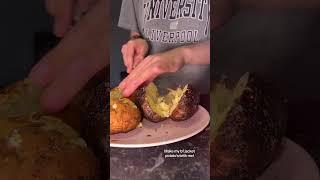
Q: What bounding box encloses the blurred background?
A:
[0,0,54,87]
[213,10,320,168]
[110,0,128,87]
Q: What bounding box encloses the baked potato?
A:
[0,79,42,118]
[110,88,141,134]
[211,72,287,179]
[0,78,106,179]
[136,82,199,122]
[0,79,87,134]
[0,114,100,180]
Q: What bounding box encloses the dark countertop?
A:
[110,126,209,180]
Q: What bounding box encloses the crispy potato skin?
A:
[170,85,200,121]
[136,87,167,123]
[211,73,287,179]
[110,99,141,134]
[0,78,108,179]
[0,116,100,180]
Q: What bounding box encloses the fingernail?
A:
[54,27,64,38]
[54,22,67,38]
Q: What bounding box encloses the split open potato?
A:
[210,72,287,179]
[136,82,199,122]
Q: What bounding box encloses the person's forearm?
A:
[182,40,210,65]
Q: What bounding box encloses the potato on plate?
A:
[110,88,141,134]
[136,82,199,122]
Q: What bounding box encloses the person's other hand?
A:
[29,0,109,113]
[121,38,149,73]
[45,0,99,37]
[119,47,187,97]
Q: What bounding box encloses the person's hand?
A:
[45,0,99,37]
[119,47,188,97]
[121,38,149,73]
[29,0,109,113]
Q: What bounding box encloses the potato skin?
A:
[211,73,287,179]
[136,87,168,123]
[110,99,141,134]
[0,116,100,180]
[170,85,200,121]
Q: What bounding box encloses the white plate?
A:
[258,138,320,180]
[110,105,210,148]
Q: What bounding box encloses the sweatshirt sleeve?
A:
[118,0,140,33]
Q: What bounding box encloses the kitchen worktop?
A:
[110,126,209,180]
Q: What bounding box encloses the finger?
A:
[77,0,91,12]
[28,41,77,88]
[87,0,98,7]
[40,57,104,113]
[121,44,128,66]
[120,56,157,96]
[74,0,95,21]
[119,56,151,90]
[125,42,134,73]
[78,0,98,11]
[28,54,61,88]
[53,0,75,37]
[122,64,161,97]
[45,0,56,16]
[132,55,144,69]
[137,44,148,57]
